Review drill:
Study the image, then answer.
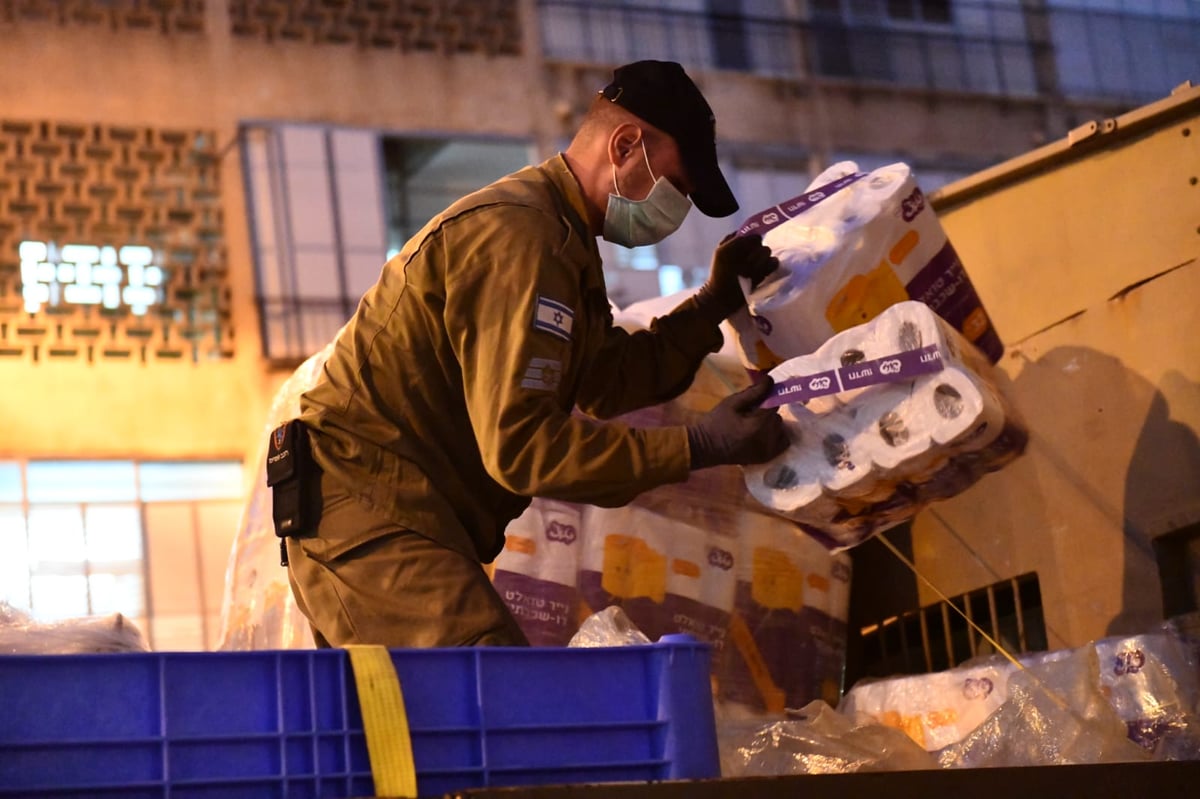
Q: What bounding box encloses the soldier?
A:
[273,60,785,647]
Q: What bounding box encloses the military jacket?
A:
[300,155,725,562]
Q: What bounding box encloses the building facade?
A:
[0,0,1196,650]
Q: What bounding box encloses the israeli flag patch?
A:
[533,295,574,342]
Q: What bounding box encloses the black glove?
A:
[695,232,780,323]
[687,378,790,470]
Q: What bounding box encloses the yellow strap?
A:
[344,645,418,798]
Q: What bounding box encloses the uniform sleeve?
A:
[574,294,725,420]
[443,206,691,506]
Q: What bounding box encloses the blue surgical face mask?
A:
[602,140,693,248]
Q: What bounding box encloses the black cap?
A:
[599,60,738,218]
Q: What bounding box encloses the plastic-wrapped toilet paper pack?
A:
[1090,633,1200,756]
[727,161,1003,373]
[841,630,1200,757]
[577,503,673,641]
[717,511,852,714]
[492,499,586,646]
[744,301,1026,551]
[839,658,1020,752]
[577,496,738,648]
[657,505,739,650]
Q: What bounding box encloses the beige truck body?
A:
[918,83,1200,647]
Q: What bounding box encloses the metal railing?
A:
[855,572,1048,678]
[538,0,1199,105]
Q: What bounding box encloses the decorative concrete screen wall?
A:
[0,120,231,363]
[0,0,206,33]
[228,0,522,54]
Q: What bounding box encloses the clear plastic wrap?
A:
[728,161,1003,371]
[936,644,1152,767]
[719,699,937,776]
[839,653,1020,751]
[722,627,1199,776]
[0,602,149,654]
[833,620,1200,772]
[567,605,652,648]
[1086,630,1200,759]
[743,300,1028,552]
[217,340,339,650]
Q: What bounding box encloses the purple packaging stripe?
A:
[494,570,580,647]
[905,241,1004,364]
[765,368,841,407]
[763,345,945,408]
[840,345,945,389]
[735,173,867,238]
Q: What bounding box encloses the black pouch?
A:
[266,420,315,550]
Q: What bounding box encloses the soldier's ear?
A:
[608,124,642,165]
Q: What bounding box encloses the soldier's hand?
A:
[695,233,780,322]
[687,378,790,470]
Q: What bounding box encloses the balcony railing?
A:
[538,0,1199,105]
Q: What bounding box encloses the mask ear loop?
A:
[610,163,625,199]
[639,139,658,183]
[611,132,656,201]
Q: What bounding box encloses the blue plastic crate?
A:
[0,639,718,798]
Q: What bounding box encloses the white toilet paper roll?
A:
[745,407,829,515]
[859,163,910,204]
[806,160,861,191]
[744,159,954,364]
[813,407,875,495]
[844,300,960,363]
[760,223,842,291]
[743,289,1023,551]
[915,366,1007,451]
[851,382,937,473]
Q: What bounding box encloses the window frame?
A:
[0,459,244,642]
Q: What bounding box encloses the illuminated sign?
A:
[19,240,164,316]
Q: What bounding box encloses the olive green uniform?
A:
[287,155,725,647]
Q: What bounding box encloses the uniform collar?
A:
[540,154,606,293]
[541,153,594,241]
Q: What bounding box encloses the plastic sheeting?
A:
[936,645,1153,767]
[568,605,652,648]
[0,601,149,654]
[724,625,1199,776]
[216,341,337,650]
[842,627,1200,761]
[720,700,937,776]
[743,300,1027,552]
[727,161,1003,371]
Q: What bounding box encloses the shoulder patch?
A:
[521,357,563,392]
[533,295,574,342]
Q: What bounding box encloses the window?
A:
[813,0,953,25]
[382,136,532,257]
[242,123,533,364]
[886,0,953,25]
[1047,1,1200,102]
[0,460,243,644]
